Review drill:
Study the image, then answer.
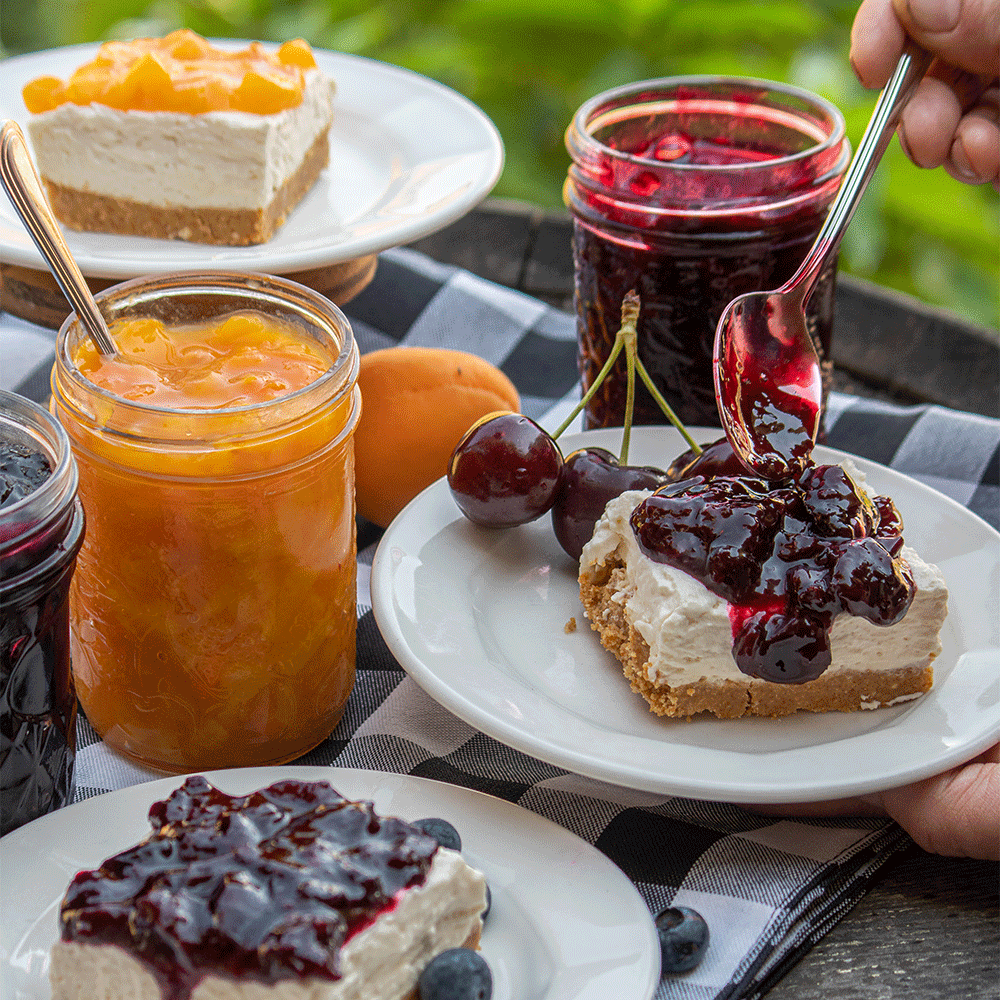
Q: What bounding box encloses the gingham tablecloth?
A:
[3,247,998,1000]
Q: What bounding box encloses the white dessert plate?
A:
[0,765,659,1000]
[371,426,1000,803]
[0,43,503,278]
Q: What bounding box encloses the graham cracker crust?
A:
[579,558,934,720]
[41,129,329,246]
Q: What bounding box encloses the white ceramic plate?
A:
[0,43,503,278]
[0,766,659,1000]
[371,426,1000,803]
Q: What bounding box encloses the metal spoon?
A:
[1,119,116,356]
[712,43,931,480]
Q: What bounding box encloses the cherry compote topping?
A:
[448,412,564,527]
[59,776,439,1000]
[551,447,671,561]
[630,442,915,683]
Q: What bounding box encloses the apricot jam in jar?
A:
[565,77,849,430]
[1,390,84,834]
[51,273,360,774]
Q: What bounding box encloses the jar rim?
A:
[54,271,359,423]
[567,75,847,172]
[0,387,78,530]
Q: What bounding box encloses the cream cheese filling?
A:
[27,68,334,211]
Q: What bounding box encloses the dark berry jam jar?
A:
[1,389,84,836]
[565,77,849,430]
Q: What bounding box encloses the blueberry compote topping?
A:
[1,437,52,509]
[632,439,915,683]
[59,776,439,1000]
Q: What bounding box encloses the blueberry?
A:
[413,817,462,852]
[418,948,492,1000]
[655,905,709,974]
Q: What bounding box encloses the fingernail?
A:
[948,137,981,181]
[905,0,961,32]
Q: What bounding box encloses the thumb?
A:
[891,0,1000,76]
[880,748,1000,859]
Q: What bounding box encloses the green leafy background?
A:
[4,0,997,328]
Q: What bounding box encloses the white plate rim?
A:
[0,765,660,1000]
[370,426,1000,803]
[0,42,504,277]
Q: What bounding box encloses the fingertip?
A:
[851,0,908,88]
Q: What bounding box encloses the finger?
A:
[898,73,965,166]
[891,0,1000,77]
[881,758,1000,859]
[852,0,909,88]
[946,87,1000,184]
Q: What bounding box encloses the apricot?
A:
[354,347,520,528]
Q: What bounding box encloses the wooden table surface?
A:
[410,198,1000,1000]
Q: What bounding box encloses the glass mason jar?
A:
[51,272,361,774]
[1,389,85,835]
[565,76,850,430]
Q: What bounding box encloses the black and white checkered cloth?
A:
[3,247,998,1000]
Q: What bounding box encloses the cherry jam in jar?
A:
[565,77,850,430]
[1,389,84,835]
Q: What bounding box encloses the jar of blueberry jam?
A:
[1,390,84,835]
[565,77,850,430]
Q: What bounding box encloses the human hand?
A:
[751,743,1000,859]
[850,0,999,188]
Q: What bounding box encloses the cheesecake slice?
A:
[49,776,488,1000]
[579,460,949,720]
[23,31,334,246]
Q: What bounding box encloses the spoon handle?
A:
[786,41,933,299]
[0,120,116,356]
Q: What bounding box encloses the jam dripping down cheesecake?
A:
[49,776,487,1000]
[579,440,948,719]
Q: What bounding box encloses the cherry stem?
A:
[550,291,702,457]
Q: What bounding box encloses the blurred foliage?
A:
[3,0,997,327]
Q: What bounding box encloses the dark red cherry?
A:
[551,447,671,561]
[448,412,564,527]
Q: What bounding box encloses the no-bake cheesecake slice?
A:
[579,455,948,720]
[49,776,488,1000]
[23,31,334,246]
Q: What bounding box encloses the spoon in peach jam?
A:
[713,42,930,480]
[0,119,116,356]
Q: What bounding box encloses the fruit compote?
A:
[22,30,318,115]
[565,77,850,429]
[51,273,360,773]
[633,439,914,682]
[1,390,84,835]
[57,776,441,999]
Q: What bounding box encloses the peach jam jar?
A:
[1,390,84,834]
[565,77,850,430]
[51,273,361,774]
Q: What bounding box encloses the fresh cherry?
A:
[448,412,564,527]
[551,447,672,561]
